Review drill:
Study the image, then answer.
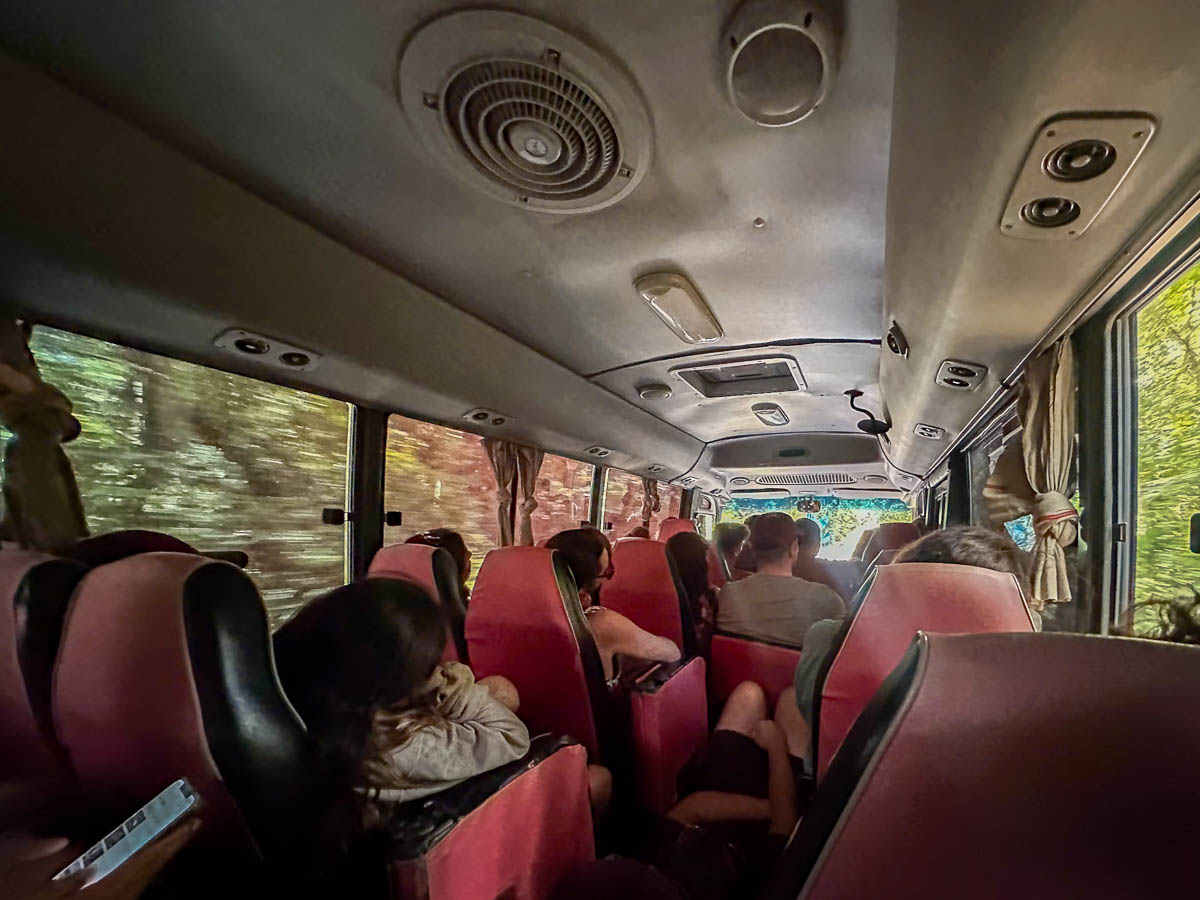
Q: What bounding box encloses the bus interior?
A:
[1,0,1199,897]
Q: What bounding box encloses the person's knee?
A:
[728,680,767,717]
[479,675,520,712]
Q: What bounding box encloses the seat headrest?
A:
[53,552,314,860]
[0,549,86,776]
[815,562,1033,779]
[656,517,696,542]
[772,632,1200,899]
[859,522,921,562]
[466,547,606,759]
[65,529,249,569]
[603,539,692,655]
[368,543,468,661]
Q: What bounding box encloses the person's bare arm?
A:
[592,609,681,664]
[754,721,799,837]
[666,791,771,826]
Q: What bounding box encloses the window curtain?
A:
[482,438,519,547]
[982,340,1077,608]
[515,444,546,547]
[640,477,661,528]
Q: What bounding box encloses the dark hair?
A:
[405,528,471,585]
[794,517,821,550]
[750,513,799,564]
[1118,591,1200,645]
[546,528,608,594]
[713,522,749,556]
[627,526,652,539]
[273,579,446,851]
[895,525,1032,596]
[666,532,711,606]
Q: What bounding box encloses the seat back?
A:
[814,563,1033,780]
[0,550,87,776]
[466,547,606,759]
[705,547,728,589]
[656,517,695,542]
[602,540,695,657]
[629,657,708,813]
[768,633,1200,900]
[709,633,803,711]
[53,553,315,860]
[867,547,901,570]
[857,522,921,563]
[390,737,594,900]
[369,543,468,662]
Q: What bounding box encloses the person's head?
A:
[546,527,612,606]
[895,525,1032,596]
[749,513,801,572]
[667,531,711,604]
[713,522,749,559]
[405,528,472,589]
[794,517,822,559]
[1118,590,1200,645]
[272,580,447,845]
[627,526,652,539]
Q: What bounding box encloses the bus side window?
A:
[21,326,351,628]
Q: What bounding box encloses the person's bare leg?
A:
[774,686,810,759]
[714,681,767,736]
[587,765,613,822]
[478,675,520,712]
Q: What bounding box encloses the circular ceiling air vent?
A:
[398,11,653,214]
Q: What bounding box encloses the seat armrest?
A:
[630,657,708,814]
[629,656,693,694]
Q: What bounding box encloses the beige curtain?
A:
[482,438,518,547]
[640,477,661,528]
[982,340,1077,608]
[515,444,546,547]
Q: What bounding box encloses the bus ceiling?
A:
[1,1,1200,490]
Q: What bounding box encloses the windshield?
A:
[718,495,914,560]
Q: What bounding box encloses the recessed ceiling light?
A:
[634,272,723,344]
[751,402,790,427]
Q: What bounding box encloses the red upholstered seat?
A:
[630,657,708,813]
[857,521,921,563]
[814,562,1034,780]
[656,517,695,541]
[53,552,315,861]
[710,633,802,711]
[602,539,694,657]
[0,549,86,777]
[369,543,468,662]
[466,547,607,759]
[866,547,901,570]
[767,632,1200,899]
[705,547,728,588]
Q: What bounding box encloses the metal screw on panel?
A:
[753,217,766,228]
[422,93,438,110]
[544,48,561,66]
[618,165,633,178]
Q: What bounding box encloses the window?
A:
[25,327,350,627]
[1132,258,1200,613]
[602,469,683,538]
[718,495,912,560]
[383,414,499,585]
[531,454,595,542]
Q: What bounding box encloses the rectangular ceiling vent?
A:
[673,356,806,399]
[756,472,855,486]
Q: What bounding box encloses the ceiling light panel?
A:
[634,272,723,344]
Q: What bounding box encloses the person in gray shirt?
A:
[717,513,846,648]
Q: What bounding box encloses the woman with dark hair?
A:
[405,528,473,599]
[1119,590,1200,644]
[666,531,718,657]
[272,580,528,849]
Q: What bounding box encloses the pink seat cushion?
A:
[603,540,686,651]
[467,547,602,758]
[656,517,696,542]
[369,543,464,661]
[705,547,727,589]
[631,657,708,813]
[391,743,594,900]
[709,633,802,710]
[817,562,1034,780]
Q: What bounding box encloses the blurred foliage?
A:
[719,495,912,559]
[1135,260,1200,625]
[22,328,349,627]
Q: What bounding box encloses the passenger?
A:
[1118,590,1200,644]
[730,516,760,576]
[715,513,845,648]
[712,522,749,579]
[405,528,472,600]
[791,525,1034,751]
[272,580,529,845]
[627,525,652,539]
[666,531,718,657]
[788,517,853,601]
[546,527,680,679]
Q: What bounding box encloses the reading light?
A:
[635,273,723,344]
[751,402,789,427]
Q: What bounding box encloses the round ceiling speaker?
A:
[637,383,673,401]
[730,476,752,487]
[398,11,653,214]
[1020,196,1081,228]
[1043,139,1116,182]
[723,0,838,127]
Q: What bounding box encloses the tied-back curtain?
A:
[640,477,660,528]
[982,340,1077,608]
[482,438,519,547]
[515,444,546,547]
